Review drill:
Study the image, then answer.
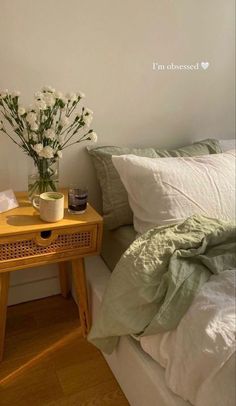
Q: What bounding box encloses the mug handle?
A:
[32,196,40,210]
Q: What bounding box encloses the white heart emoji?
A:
[201,62,209,70]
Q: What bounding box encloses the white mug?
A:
[33,192,64,222]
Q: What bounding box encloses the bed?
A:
[85,255,190,406]
[86,139,236,406]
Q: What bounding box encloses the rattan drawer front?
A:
[0,226,97,261]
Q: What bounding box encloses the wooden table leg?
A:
[0,272,9,361]
[58,261,70,298]
[72,258,90,337]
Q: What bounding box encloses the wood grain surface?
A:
[0,190,103,237]
[0,295,129,405]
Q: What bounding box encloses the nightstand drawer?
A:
[0,225,98,264]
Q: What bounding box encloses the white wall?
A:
[0,0,235,304]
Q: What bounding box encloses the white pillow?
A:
[112,151,236,234]
[219,139,236,152]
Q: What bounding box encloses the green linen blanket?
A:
[88,216,236,354]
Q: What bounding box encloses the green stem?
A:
[28,158,59,198]
[61,122,84,148]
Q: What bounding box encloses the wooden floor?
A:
[0,295,129,406]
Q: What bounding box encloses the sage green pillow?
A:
[87,139,222,229]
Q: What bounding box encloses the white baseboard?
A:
[7,264,61,306]
[7,259,83,306]
[8,276,61,306]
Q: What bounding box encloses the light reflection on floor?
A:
[0,327,81,387]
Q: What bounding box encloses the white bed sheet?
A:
[140,270,236,406]
[85,256,191,406]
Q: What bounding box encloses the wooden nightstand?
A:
[0,190,103,361]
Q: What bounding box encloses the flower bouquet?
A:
[0,86,97,200]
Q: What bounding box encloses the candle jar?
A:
[68,186,88,214]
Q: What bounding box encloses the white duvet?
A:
[140,270,236,406]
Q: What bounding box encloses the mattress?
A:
[101,225,136,271]
[85,256,190,406]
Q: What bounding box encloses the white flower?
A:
[18,106,26,116]
[33,143,43,155]
[34,91,44,99]
[43,93,55,107]
[84,115,93,126]
[78,91,85,98]
[1,90,8,98]
[35,99,47,110]
[66,92,77,102]
[0,86,98,159]
[30,122,39,131]
[26,111,37,124]
[42,85,55,93]
[89,131,98,143]
[39,145,54,159]
[55,91,63,99]
[84,108,93,116]
[60,116,69,127]
[44,129,55,139]
[12,90,20,97]
[27,104,34,111]
[32,134,38,142]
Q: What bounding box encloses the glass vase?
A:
[28,158,59,201]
